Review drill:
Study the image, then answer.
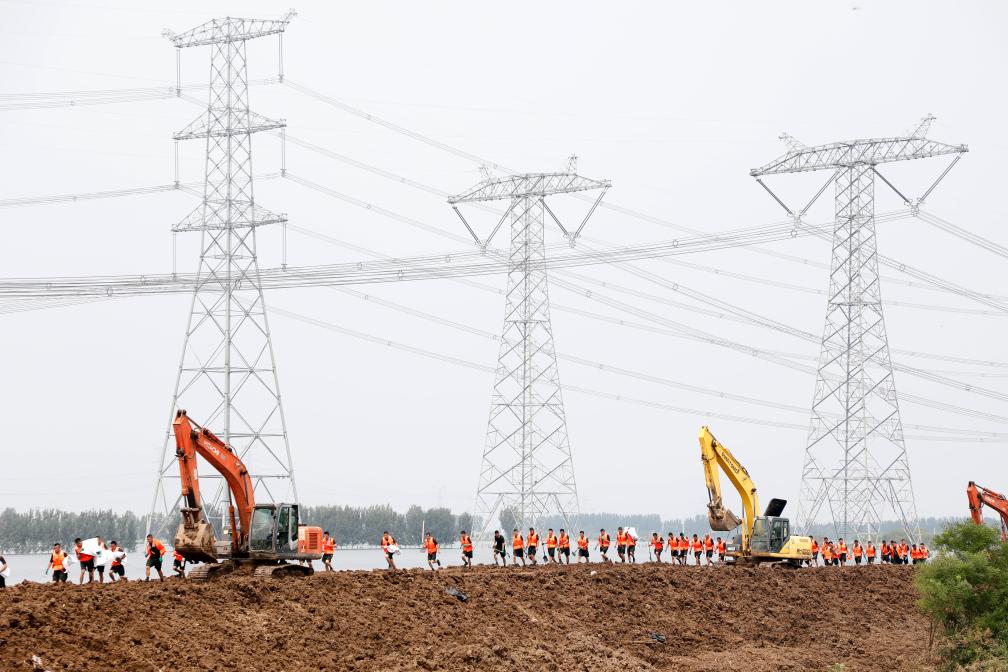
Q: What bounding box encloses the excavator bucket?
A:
[174,520,218,564]
[707,502,743,531]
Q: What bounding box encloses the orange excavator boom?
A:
[173,409,256,561]
[967,480,1008,542]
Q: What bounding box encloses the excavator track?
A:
[187,561,235,582]
[254,563,314,579]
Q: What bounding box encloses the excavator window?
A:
[289,505,300,544]
[250,507,276,552]
[770,518,788,552]
[278,506,290,550]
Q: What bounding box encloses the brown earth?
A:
[0,563,933,671]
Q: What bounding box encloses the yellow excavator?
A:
[699,425,811,565]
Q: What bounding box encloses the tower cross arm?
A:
[751,136,967,176]
[165,11,295,48]
[448,172,610,204]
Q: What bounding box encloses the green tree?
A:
[916,520,1008,670]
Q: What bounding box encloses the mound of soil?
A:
[0,563,931,671]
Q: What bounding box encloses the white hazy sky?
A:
[1,0,1005,524]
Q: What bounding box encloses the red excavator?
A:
[172,409,323,580]
[967,481,1008,542]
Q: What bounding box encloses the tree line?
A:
[0,508,145,553]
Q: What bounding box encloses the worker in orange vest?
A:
[920,543,930,563]
[576,531,590,563]
[145,534,167,582]
[649,532,664,563]
[47,543,68,584]
[822,540,834,566]
[666,532,677,565]
[527,528,540,566]
[511,529,525,567]
[173,549,187,578]
[597,529,612,563]
[321,531,336,572]
[380,531,397,571]
[851,540,863,565]
[703,534,714,566]
[558,529,571,565]
[677,534,688,565]
[108,541,127,582]
[895,539,907,565]
[866,541,876,564]
[626,529,637,563]
[836,538,848,566]
[691,534,703,566]
[880,540,891,563]
[425,533,441,571]
[615,527,628,563]
[809,536,819,566]
[74,538,94,585]
[716,537,726,563]
[545,528,558,564]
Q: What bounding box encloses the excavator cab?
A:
[249,503,302,559]
[750,515,790,554]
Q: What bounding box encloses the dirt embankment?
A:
[0,563,931,671]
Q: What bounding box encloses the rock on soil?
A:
[0,563,933,671]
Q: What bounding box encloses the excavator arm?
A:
[173,409,256,562]
[967,481,1008,542]
[699,426,758,545]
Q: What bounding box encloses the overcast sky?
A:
[1,0,1005,526]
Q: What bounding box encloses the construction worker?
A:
[667,533,677,564]
[822,540,833,566]
[576,531,590,563]
[598,529,611,563]
[459,530,473,568]
[173,549,186,578]
[901,539,911,565]
[703,534,714,566]
[880,540,891,563]
[425,533,441,570]
[320,531,336,572]
[895,539,907,565]
[809,536,819,566]
[145,534,166,582]
[716,537,726,563]
[48,543,68,584]
[910,544,920,564]
[381,531,397,570]
[852,540,863,565]
[512,529,525,567]
[615,527,627,563]
[626,529,637,563]
[492,530,507,566]
[649,532,663,562]
[108,541,127,582]
[74,538,95,585]
[866,540,876,564]
[527,527,539,566]
[836,538,848,566]
[545,528,558,563]
[93,537,108,584]
[678,534,689,565]
[920,542,929,563]
[558,528,571,565]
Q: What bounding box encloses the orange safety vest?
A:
[616,532,627,545]
[577,536,589,550]
[823,545,833,561]
[704,536,714,551]
[651,536,663,551]
[546,533,557,548]
[461,534,473,553]
[810,539,818,553]
[425,537,438,554]
[76,543,93,563]
[513,534,523,550]
[174,551,184,563]
[599,533,610,549]
[853,544,862,557]
[679,537,689,551]
[837,542,848,555]
[922,546,929,558]
[896,544,906,558]
[149,538,166,556]
[866,544,876,557]
[323,538,336,553]
[717,541,726,554]
[527,532,539,547]
[881,543,890,557]
[692,538,702,552]
[51,550,66,571]
[381,534,392,551]
[559,533,570,549]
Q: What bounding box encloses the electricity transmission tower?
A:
[751,116,967,542]
[449,160,610,538]
[148,13,297,535]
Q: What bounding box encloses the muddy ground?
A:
[0,563,932,671]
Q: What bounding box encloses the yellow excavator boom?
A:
[699,425,758,546]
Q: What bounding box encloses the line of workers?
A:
[40,534,187,585]
[378,528,931,570]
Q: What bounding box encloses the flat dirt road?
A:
[0,563,932,671]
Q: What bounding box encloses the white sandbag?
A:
[0,566,10,579]
[96,549,126,567]
[80,537,102,557]
[386,544,400,554]
[626,527,638,542]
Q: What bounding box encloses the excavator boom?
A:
[699,426,757,540]
[173,409,256,563]
[967,481,1008,542]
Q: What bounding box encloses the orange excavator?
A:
[173,409,324,580]
[967,481,1008,542]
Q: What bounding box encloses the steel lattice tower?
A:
[148,14,296,535]
[449,163,610,538]
[751,117,967,541]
